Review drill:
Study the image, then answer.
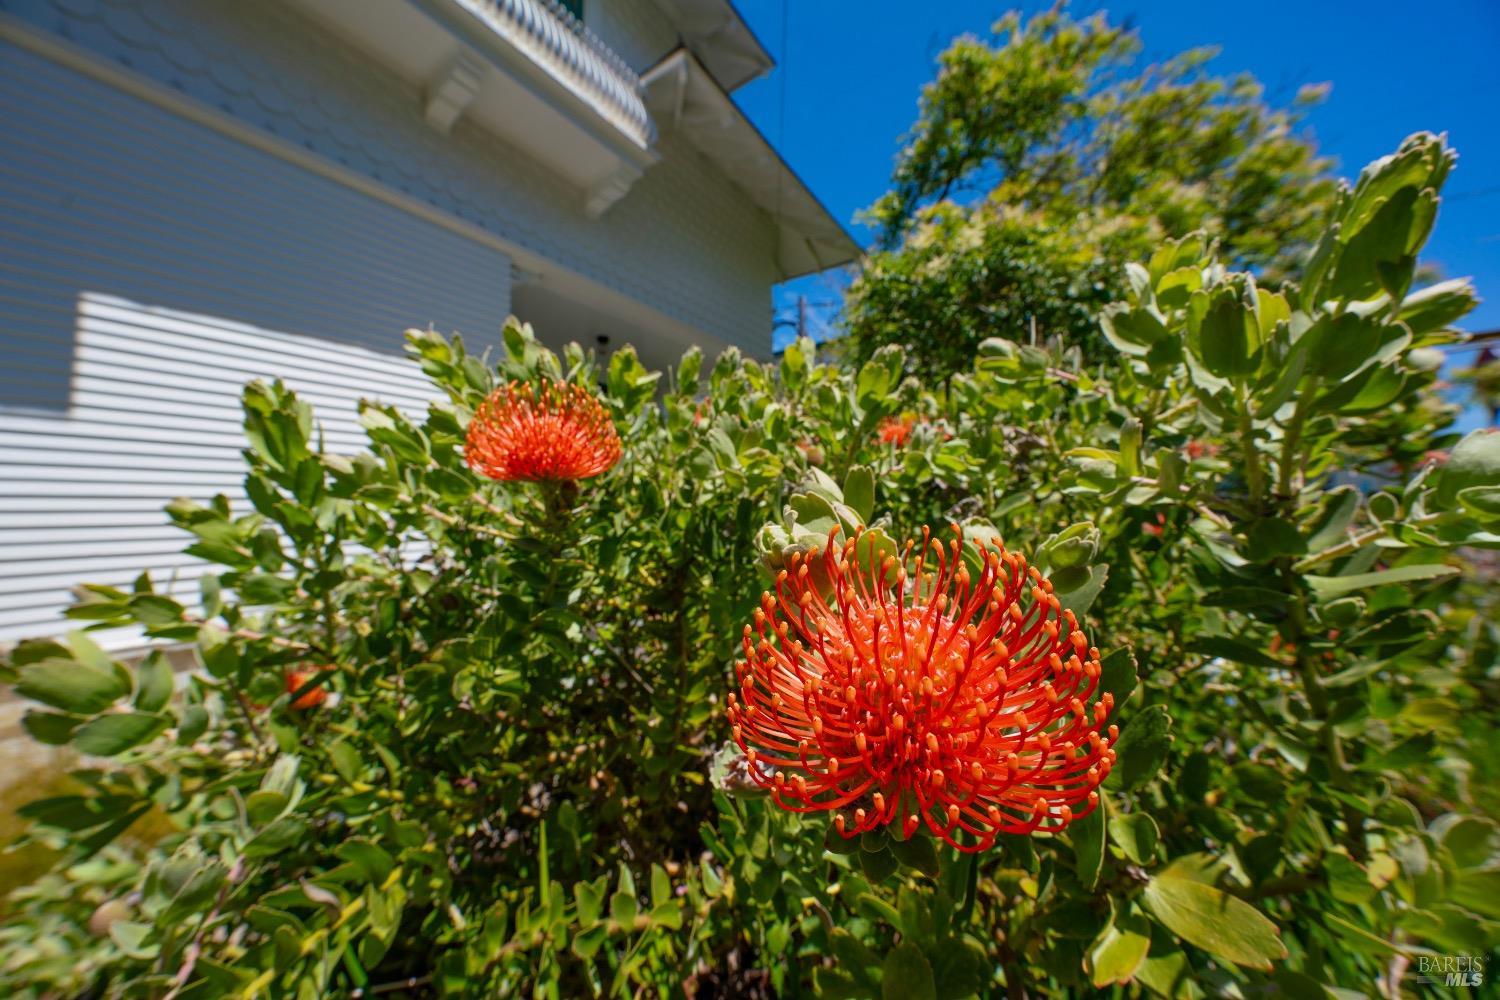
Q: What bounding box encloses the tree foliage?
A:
[847,5,1338,380]
[0,134,1496,998]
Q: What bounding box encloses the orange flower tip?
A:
[834,815,847,833]
[873,792,886,812]
[855,807,867,824]
[904,814,921,837]
[946,804,960,824]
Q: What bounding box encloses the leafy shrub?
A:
[1,133,1496,998]
[848,5,1337,379]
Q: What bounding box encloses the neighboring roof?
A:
[649,0,773,92]
[641,48,862,281]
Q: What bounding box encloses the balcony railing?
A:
[451,0,655,149]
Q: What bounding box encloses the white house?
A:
[0,0,859,643]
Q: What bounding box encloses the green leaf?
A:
[1134,925,1194,999]
[1398,278,1478,334]
[1055,564,1109,617]
[1098,647,1137,706]
[889,833,941,878]
[1324,853,1377,904]
[860,844,900,883]
[245,790,289,826]
[882,941,937,1000]
[1306,487,1360,552]
[1246,518,1305,559]
[780,337,810,392]
[245,817,309,859]
[71,712,168,756]
[571,924,607,960]
[21,710,83,745]
[1101,303,1169,352]
[1306,563,1458,597]
[1108,705,1173,793]
[336,841,395,883]
[931,937,985,1000]
[1073,795,1107,890]
[1089,905,1152,986]
[574,879,605,925]
[855,347,903,418]
[1431,815,1498,870]
[1141,874,1286,969]
[1185,637,1280,670]
[1194,287,1259,377]
[843,466,875,524]
[129,594,185,626]
[824,824,862,856]
[1302,313,1383,381]
[1110,812,1160,865]
[16,658,129,714]
[1360,732,1436,773]
[1436,428,1500,506]
[133,651,174,713]
[609,890,637,928]
[1449,868,1500,919]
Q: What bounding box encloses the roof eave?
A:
[641,48,861,281]
[650,0,773,93]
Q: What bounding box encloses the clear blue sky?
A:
[732,0,1500,402]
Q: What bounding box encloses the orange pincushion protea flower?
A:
[465,380,621,482]
[877,414,916,447]
[727,525,1117,852]
[285,668,328,710]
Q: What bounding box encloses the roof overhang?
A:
[649,0,773,92]
[288,0,657,217]
[642,49,861,281]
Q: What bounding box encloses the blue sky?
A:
[731,0,1500,408]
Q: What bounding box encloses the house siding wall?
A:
[0,0,778,354]
[0,40,512,643]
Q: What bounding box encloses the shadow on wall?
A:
[0,291,444,645]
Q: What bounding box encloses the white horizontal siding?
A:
[0,42,510,644]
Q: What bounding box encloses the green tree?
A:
[847,5,1337,380]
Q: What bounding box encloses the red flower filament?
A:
[465,380,622,482]
[726,525,1117,852]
